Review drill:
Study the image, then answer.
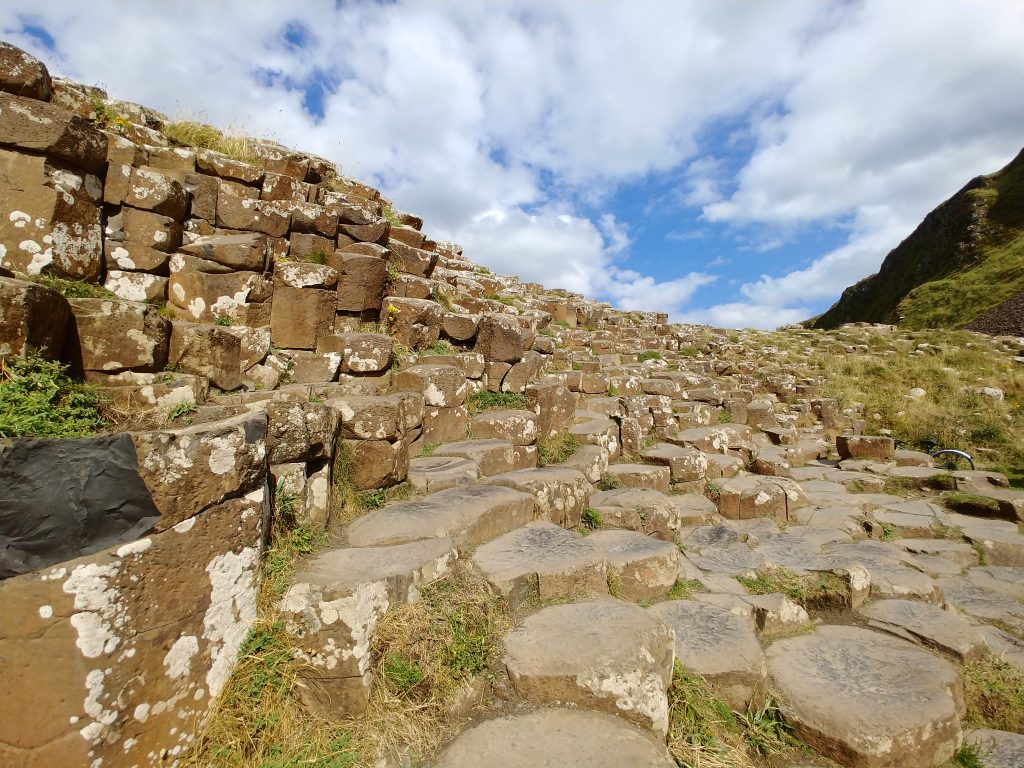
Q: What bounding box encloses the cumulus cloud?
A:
[2,0,1021,326]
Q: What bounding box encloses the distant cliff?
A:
[812,146,1024,331]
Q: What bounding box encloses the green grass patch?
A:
[419,339,454,357]
[30,274,113,299]
[736,566,849,611]
[595,475,624,491]
[944,492,1004,517]
[665,578,703,601]
[467,389,527,415]
[537,432,580,466]
[961,655,1024,733]
[0,352,108,438]
[667,661,802,767]
[638,350,663,362]
[580,507,602,530]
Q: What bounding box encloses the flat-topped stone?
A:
[345,484,533,548]
[472,522,607,609]
[767,625,963,768]
[937,575,1024,633]
[640,442,709,482]
[590,488,713,540]
[717,475,808,523]
[433,708,675,768]
[280,537,456,715]
[434,438,517,476]
[648,599,765,712]
[503,599,675,733]
[470,409,539,445]
[964,729,1024,768]
[589,529,681,601]
[605,463,671,493]
[490,466,590,528]
[857,599,987,662]
[407,455,478,493]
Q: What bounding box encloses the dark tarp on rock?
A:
[0,433,160,578]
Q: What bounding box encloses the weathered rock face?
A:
[0,42,53,101]
[766,625,963,768]
[502,599,675,734]
[130,412,268,529]
[68,298,170,373]
[0,492,264,768]
[0,276,69,359]
[0,148,104,279]
[434,708,676,768]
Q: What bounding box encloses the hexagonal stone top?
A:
[433,708,675,768]
[766,625,963,768]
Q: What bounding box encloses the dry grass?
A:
[961,654,1024,733]
[162,119,263,167]
[182,482,345,767]
[667,662,805,768]
[347,562,513,765]
[537,432,580,466]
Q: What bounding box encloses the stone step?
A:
[280,537,457,715]
[434,438,521,476]
[470,408,539,445]
[434,708,675,768]
[716,474,809,523]
[589,487,715,541]
[471,522,607,609]
[856,598,987,662]
[502,599,675,733]
[639,442,710,483]
[964,728,1024,768]
[557,443,608,482]
[345,484,534,548]
[647,599,765,712]
[588,529,681,601]
[605,463,671,492]
[407,455,478,493]
[766,625,963,768]
[489,466,591,528]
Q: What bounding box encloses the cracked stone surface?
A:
[767,625,964,768]
[502,599,675,734]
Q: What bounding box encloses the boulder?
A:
[766,625,963,768]
[0,276,69,360]
[502,599,674,733]
[68,298,170,373]
[167,322,242,390]
[434,709,675,768]
[0,42,52,101]
[0,149,103,279]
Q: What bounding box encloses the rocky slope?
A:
[1,41,1023,768]
[812,146,1024,332]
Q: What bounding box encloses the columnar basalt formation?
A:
[1,41,1024,768]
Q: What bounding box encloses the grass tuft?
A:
[162,119,263,166]
[0,352,108,438]
[667,661,803,768]
[961,654,1024,733]
[467,389,527,414]
[536,432,580,466]
[736,566,849,611]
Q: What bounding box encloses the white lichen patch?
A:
[115,538,152,558]
[63,562,124,659]
[202,547,259,697]
[206,435,239,475]
[172,516,197,534]
[164,635,199,679]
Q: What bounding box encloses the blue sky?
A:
[3,1,1023,327]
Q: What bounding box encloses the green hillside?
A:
[812,146,1024,330]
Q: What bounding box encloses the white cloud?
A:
[679,302,812,331]
[2,1,1021,328]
